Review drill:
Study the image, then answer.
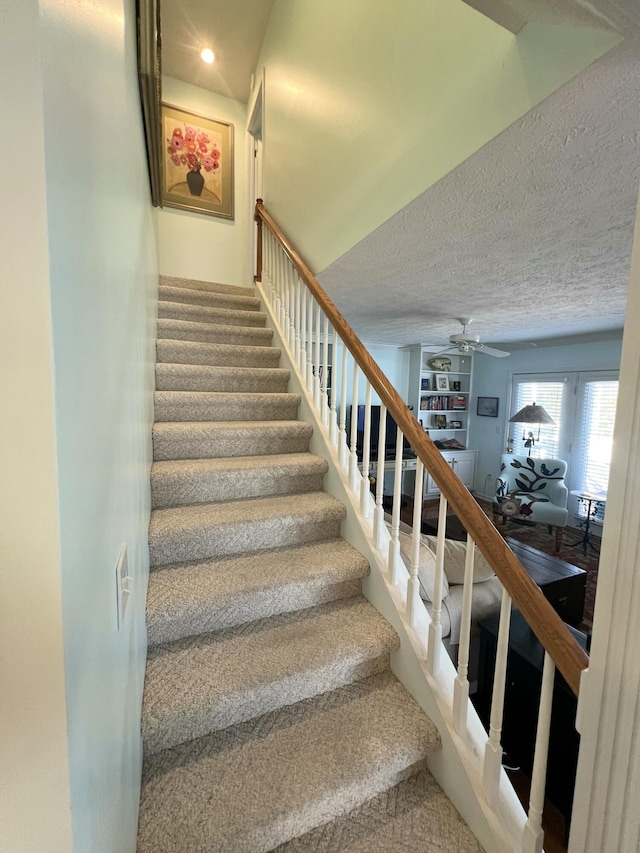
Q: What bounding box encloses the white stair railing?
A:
[256,202,589,853]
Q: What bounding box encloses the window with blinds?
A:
[574,379,618,501]
[507,379,566,458]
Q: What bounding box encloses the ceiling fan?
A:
[424,318,511,358]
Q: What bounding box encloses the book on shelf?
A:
[451,396,466,409]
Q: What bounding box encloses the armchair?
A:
[493,455,569,551]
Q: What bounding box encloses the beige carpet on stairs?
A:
[136,274,484,853]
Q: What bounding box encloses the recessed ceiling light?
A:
[200,48,215,65]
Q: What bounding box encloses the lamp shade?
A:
[508,403,555,425]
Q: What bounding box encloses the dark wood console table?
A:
[474,610,589,837]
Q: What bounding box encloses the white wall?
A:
[331,345,410,411]
[158,78,252,286]
[0,0,158,850]
[0,1,73,849]
[253,0,618,274]
[470,337,623,496]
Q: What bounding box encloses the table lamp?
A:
[508,402,555,456]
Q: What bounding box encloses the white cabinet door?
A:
[424,450,477,496]
[452,452,476,488]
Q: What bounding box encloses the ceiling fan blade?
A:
[474,342,510,358]
[425,345,457,358]
[421,344,450,352]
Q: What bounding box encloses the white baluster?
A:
[329,327,339,446]
[374,404,387,549]
[306,293,314,392]
[360,383,372,517]
[294,274,301,365]
[522,653,555,853]
[483,587,513,807]
[406,459,425,629]
[284,263,291,344]
[453,532,476,735]
[288,266,295,350]
[348,363,360,492]
[321,315,330,426]
[314,302,321,410]
[338,343,349,468]
[426,492,447,674]
[269,233,276,306]
[262,230,270,297]
[276,247,286,334]
[279,249,286,330]
[388,432,403,584]
[299,285,307,374]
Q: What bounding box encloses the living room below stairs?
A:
[136,275,484,852]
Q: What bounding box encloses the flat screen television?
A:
[346,404,413,461]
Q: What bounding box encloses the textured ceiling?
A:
[161,0,274,103]
[318,36,640,349]
[461,0,640,34]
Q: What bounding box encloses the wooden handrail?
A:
[255,200,589,695]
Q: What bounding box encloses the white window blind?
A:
[508,379,566,458]
[574,379,618,499]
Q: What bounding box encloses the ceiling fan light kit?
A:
[424,318,512,358]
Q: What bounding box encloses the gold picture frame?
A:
[161,103,234,219]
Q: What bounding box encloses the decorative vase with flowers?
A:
[166,124,221,197]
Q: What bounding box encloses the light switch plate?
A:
[115,544,131,629]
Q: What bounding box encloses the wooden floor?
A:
[506,768,568,853]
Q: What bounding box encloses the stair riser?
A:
[154,365,290,394]
[154,393,300,423]
[159,285,261,312]
[144,653,392,755]
[149,512,343,567]
[160,276,254,297]
[159,301,266,328]
[155,340,281,368]
[157,320,273,346]
[147,578,363,646]
[151,467,326,509]
[152,423,313,460]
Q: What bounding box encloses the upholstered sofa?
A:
[492,455,569,552]
[395,523,504,654]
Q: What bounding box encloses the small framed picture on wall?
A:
[477,396,499,417]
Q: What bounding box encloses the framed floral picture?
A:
[161,103,234,219]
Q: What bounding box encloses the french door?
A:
[508,371,618,528]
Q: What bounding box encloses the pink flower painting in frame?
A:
[161,103,234,219]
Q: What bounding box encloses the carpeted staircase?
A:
[136,275,484,853]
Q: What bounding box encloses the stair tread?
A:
[150,452,329,508]
[151,451,326,477]
[148,491,346,566]
[274,768,483,853]
[146,538,369,645]
[142,596,399,752]
[137,672,441,853]
[155,339,281,367]
[154,363,290,393]
[158,284,261,311]
[158,300,266,327]
[150,491,344,531]
[160,275,254,297]
[154,390,301,423]
[157,318,273,344]
[152,420,314,460]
